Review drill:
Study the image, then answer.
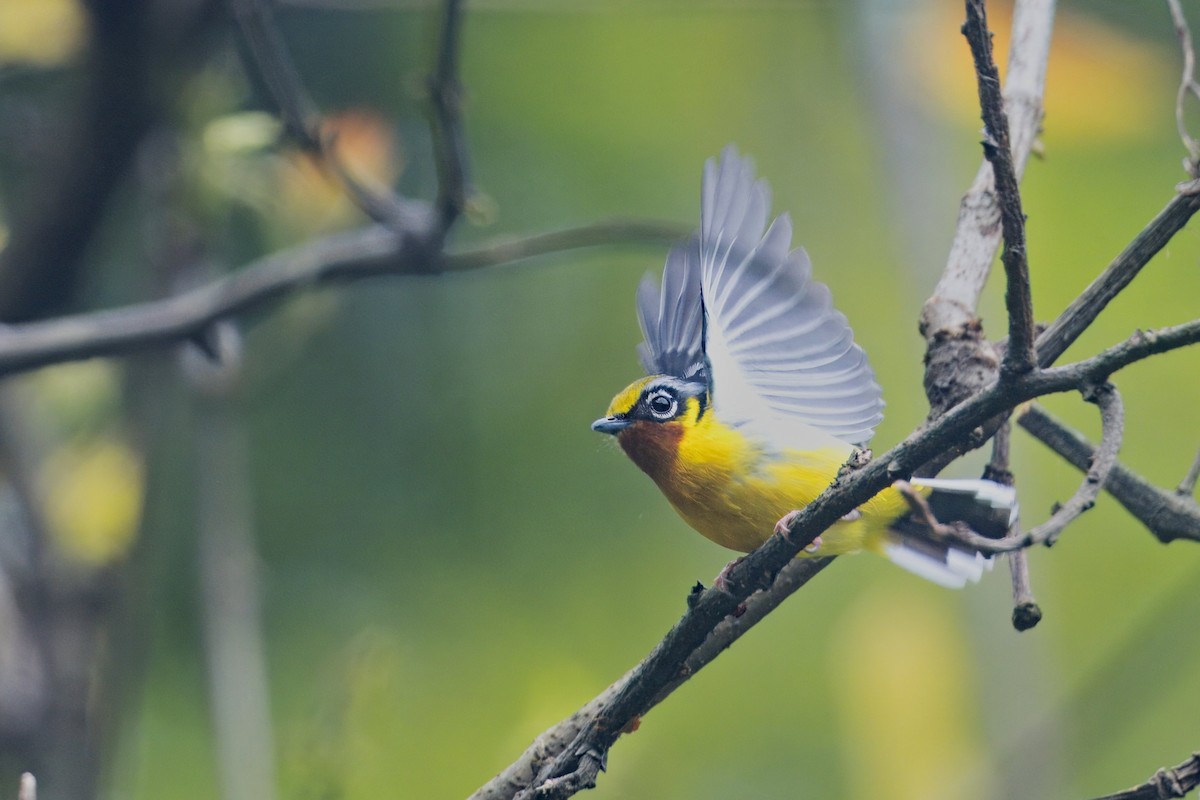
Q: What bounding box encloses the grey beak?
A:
[591,416,631,434]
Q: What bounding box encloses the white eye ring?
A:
[646,390,678,420]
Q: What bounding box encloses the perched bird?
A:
[592,146,1016,588]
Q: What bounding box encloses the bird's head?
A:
[592,376,708,478]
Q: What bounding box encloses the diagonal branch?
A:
[1035,188,1200,368]
[962,0,1037,375]
[1019,405,1200,545]
[1086,751,1200,800]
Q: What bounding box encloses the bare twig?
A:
[1086,751,1200,800]
[962,0,1037,375]
[1019,405,1200,544]
[985,420,1042,630]
[1167,0,1200,169]
[1023,382,1123,546]
[0,219,686,378]
[1035,190,1200,368]
[429,0,472,229]
[1008,549,1041,630]
[231,0,421,229]
[1176,448,1200,497]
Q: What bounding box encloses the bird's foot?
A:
[773,510,825,553]
[713,556,745,592]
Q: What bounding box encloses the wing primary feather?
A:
[696,146,885,446]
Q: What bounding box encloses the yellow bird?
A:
[592,146,1016,587]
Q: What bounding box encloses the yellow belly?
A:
[653,416,912,556]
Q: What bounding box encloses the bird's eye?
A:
[646,391,678,420]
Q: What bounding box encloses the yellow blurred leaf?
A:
[40,436,143,566]
[830,586,992,800]
[0,0,86,67]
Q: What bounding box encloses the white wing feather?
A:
[698,145,884,448]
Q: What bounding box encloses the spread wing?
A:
[636,235,705,380]
[698,145,884,448]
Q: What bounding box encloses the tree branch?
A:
[0,219,686,378]
[1035,189,1200,368]
[963,0,1037,375]
[1018,405,1200,545]
[1086,751,1200,800]
[429,0,472,229]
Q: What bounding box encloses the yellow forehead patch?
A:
[606,376,654,416]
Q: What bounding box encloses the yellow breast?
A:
[631,410,910,556]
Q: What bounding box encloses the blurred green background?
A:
[1,1,1198,798]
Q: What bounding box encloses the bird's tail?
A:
[880,478,1018,589]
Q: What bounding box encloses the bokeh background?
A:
[0,1,1198,798]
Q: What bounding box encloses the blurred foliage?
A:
[1,1,1198,800]
[0,0,85,68]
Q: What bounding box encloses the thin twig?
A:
[1019,405,1200,544]
[429,0,471,229]
[231,0,421,229]
[1035,190,1200,368]
[986,420,1042,630]
[1167,0,1200,170]
[1176,448,1200,497]
[963,0,1037,375]
[0,219,687,378]
[1085,751,1200,800]
[1024,382,1123,546]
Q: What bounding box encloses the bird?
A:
[591,146,1017,588]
